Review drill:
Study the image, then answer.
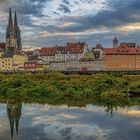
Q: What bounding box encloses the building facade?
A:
[39,47,57,64]
[0,57,13,71]
[65,42,88,61]
[13,54,28,69]
[38,42,89,64]
[55,46,66,62]
[104,43,140,70]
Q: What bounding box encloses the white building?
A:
[55,46,66,62]
[38,42,89,64]
[39,47,57,64]
[65,42,88,61]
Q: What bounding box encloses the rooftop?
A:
[104,43,140,55]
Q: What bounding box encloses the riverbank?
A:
[0,72,140,105]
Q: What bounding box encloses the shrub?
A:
[0,85,8,95]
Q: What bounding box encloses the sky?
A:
[0,0,140,49]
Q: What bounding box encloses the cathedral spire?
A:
[14,11,18,27]
[8,8,13,29]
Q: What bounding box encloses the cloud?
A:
[63,0,70,5]
[57,4,71,13]
[0,0,140,49]
[43,122,110,140]
[12,0,47,17]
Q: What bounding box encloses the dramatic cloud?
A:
[0,0,140,48]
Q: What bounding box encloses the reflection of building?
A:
[7,102,22,138]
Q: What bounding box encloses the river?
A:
[0,102,140,140]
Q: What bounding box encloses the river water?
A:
[0,102,140,140]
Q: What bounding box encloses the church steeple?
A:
[8,8,13,30]
[14,11,18,28]
[5,8,22,55]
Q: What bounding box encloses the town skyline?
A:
[0,0,140,50]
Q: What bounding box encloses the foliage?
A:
[0,72,139,105]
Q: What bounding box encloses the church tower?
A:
[5,8,22,56]
[14,11,22,51]
[113,37,118,48]
[6,8,15,54]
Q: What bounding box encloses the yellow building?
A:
[13,54,28,69]
[0,52,4,57]
[0,53,28,71]
[0,57,13,71]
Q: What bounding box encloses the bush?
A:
[101,90,126,99]
[28,86,49,97]
[0,85,8,95]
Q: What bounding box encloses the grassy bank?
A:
[0,72,140,105]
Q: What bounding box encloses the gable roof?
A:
[40,47,57,56]
[66,42,86,53]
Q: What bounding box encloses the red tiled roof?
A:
[40,42,86,55]
[56,46,66,51]
[104,43,140,55]
[66,42,86,53]
[40,47,57,56]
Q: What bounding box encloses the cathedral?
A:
[5,8,22,56]
[0,8,28,71]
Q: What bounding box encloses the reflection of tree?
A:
[105,103,118,118]
[7,101,22,139]
[67,104,86,108]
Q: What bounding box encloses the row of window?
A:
[25,64,36,67]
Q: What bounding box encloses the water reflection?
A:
[7,101,22,139]
[104,103,118,118]
[0,100,139,140]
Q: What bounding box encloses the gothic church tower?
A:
[5,8,22,55]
